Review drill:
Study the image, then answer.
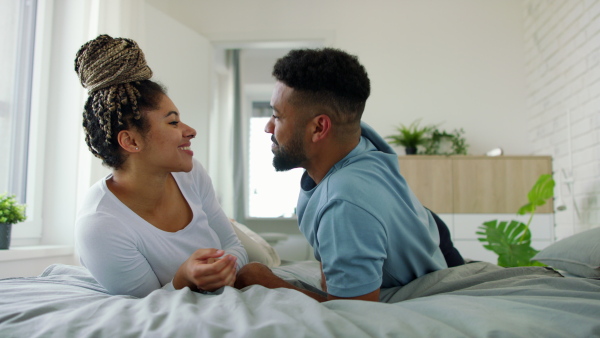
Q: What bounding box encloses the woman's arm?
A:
[78,213,238,295]
[195,162,249,269]
[75,213,162,297]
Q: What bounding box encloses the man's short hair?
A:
[272,48,370,125]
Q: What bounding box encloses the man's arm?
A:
[235,262,327,302]
[328,289,380,302]
[236,262,380,302]
[320,262,327,293]
[320,262,380,301]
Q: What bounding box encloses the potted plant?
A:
[0,193,27,250]
[421,128,469,155]
[386,119,434,155]
[476,174,554,267]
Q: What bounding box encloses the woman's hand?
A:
[173,248,237,292]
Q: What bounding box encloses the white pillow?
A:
[230,220,281,268]
[532,227,600,278]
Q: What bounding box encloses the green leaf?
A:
[517,174,555,215]
[385,119,435,147]
[517,203,535,215]
[497,243,539,267]
[477,173,554,267]
[529,174,555,203]
[0,193,27,225]
[477,220,541,267]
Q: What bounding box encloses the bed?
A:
[1,227,599,337]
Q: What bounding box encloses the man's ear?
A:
[117,130,141,153]
[312,114,332,142]
[310,114,332,143]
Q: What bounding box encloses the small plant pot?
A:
[405,146,417,155]
[0,223,12,250]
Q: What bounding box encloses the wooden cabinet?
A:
[398,155,555,262]
[397,156,454,213]
[398,156,553,214]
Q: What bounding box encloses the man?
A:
[235,48,455,302]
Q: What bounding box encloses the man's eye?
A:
[272,114,279,119]
[169,121,179,126]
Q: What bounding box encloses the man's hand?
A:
[173,248,237,292]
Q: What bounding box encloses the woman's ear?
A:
[117,130,141,153]
[310,114,332,143]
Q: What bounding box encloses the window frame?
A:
[7,0,36,204]
[241,84,271,220]
[10,0,51,246]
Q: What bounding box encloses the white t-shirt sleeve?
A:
[161,281,176,292]
[193,161,249,270]
[75,213,162,298]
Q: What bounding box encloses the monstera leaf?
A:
[477,220,544,267]
[517,174,555,215]
[477,173,554,267]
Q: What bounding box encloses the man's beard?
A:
[272,134,307,172]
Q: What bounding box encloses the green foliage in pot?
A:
[0,193,27,224]
[421,128,468,155]
[385,119,435,150]
[476,174,554,267]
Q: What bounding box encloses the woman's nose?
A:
[185,123,197,139]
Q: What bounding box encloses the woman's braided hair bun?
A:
[75,34,152,93]
[75,34,164,169]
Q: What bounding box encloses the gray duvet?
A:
[0,261,599,337]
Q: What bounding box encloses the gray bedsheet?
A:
[0,262,599,337]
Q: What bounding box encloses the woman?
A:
[74,34,248,297]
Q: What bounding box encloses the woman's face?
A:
[137,94,197,173]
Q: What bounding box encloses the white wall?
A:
[143,4,212,168]
[40,0,89,247]
[149,0,531,156]
[85,2,213,184]
[524,0,600,239]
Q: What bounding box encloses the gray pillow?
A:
[532,227,600,278]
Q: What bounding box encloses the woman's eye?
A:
[169,121,179,126]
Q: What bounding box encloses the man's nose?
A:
[264,117,274,133]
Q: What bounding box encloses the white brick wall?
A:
[525,0,600,239]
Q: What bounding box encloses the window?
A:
[231,46,322,221]
[247,101,303,218]
[0,0,37,204]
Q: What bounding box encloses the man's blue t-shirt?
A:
[297,122,447,298]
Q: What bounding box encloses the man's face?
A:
[265,81,308,171]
